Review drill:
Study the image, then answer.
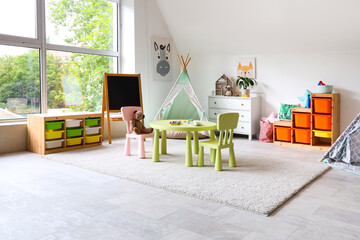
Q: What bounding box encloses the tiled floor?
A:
[1,140,360,240]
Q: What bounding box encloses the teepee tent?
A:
[154,54,207,121]
[322,113,360,175]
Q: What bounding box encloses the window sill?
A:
[0,121,27,127]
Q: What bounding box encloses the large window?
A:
[0,46,40,119]
[0,0,120,121]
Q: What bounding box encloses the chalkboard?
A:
[105,74,142,111]
[102,73,143,144]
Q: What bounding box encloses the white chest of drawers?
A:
[208,96,261,140]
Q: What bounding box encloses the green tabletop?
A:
[150,120,216,132]
[150,120,217,167]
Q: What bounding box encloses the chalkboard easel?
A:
[102,73,143,144]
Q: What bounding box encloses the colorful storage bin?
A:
[85,118,101,126]
[85,126,101,135]
[85,135,102,144]
[45,121,64,130]
[66,119,82,128]
[66,128,84,138]
[313,130,332,138]
[66,137,83,146]
[275,126,291,142]
[313,98,332,114]
[45,139,65,149]
[293,113,311,128]
[293,128,311,144]
[45,130,64,140]
[313,114,332,130]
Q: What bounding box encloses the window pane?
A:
[46,0,117,51]
[0,0,36,38]
[0,46,40,120]
[47,51,117,113]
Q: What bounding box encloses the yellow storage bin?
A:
[45,130,64,140]
[66,137,83,146]
[85,135,102,144]
[313,130,332,138]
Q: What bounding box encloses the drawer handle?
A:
[214,113,217,115]
[241,115,244,117]
[214,102,217,104]
[241,126,244,129]
[241,103,244,106]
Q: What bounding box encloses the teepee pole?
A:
[177,55,185,70]
[184,53,189,66]
[185,57,191,67]
[181,55,186,69]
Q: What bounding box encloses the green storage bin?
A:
[85,118,101,126]
[45,121,65,130]
[66,128,84,138]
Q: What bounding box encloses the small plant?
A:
[236,76,257,89]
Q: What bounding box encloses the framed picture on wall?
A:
[237,57,256,78]
[151,37,172,81]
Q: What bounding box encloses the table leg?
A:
[185,131,193,167]
[193,131,199,154]
[161,130,167,154]
[210,130,216,163]
[152,129,159,162]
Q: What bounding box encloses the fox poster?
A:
[237,57,256,78]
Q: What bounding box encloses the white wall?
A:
[134,0,180,125]
[0,123,27,154]
[189,51,360,132]
[156,0,360,132]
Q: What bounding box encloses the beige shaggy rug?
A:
[42,137,329,216]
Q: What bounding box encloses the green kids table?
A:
[149,120,217,167]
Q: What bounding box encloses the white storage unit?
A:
[45,139,65,149]
[66,119,82,128]
[208,96,261,140]
[85,126,101,135]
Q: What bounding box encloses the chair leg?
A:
[229,146,236,167]
[215,149,223,171]
[124,137,131,156]
[138,138,145,158]
[210,149,216,163]
[197,146,204,167]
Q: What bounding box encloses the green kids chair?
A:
[197,112,239,171]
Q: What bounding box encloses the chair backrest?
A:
[121,106,143,134]
[217,112,239,145]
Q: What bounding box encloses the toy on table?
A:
[318,81,326,86]
[169,120,181,125]
[192,121,201,126]
[130,110,153,134]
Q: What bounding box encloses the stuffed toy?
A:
[130,110,153,134]
[224,85,233,96]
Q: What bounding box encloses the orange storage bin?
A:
[313,114,332,130]
[275,126,291,142]
[293,128,311,144]
[293,113,311,128]
[313,98,332,114]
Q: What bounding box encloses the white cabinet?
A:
[208,96,261,140]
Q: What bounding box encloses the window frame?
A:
[0,0,121,122]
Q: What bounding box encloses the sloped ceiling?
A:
[156,0,360,55]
